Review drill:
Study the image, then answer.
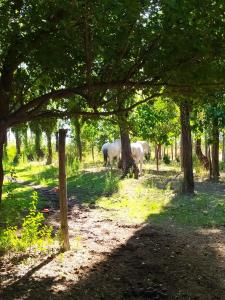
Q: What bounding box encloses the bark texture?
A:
[195,138,210,170]
[180,102,194,194]
[58,129,70,251]
[118,115,139,179]
[46,132,53,165]
[211,119,220,181]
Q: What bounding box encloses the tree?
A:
[29,121,44,161]
[133,98,180,171]
[179,100,194,194]
[203,97,225,181]
[40,118,58,165]
[0,0,225,201]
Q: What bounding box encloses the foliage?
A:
[0,192,54,254]
[163,154,171,165]
[81,118,120,152]
[133,98,180,145]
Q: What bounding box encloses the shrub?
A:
[163,154,171,164]
[0,192,54,254]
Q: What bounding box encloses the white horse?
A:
[101,142,110,166]
[102,139,121,167]
[131,142,144,174]
[107,139,121,167]
[136,141,150,160]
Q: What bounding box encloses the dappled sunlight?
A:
[2,222,225,299]
[3,162,225,298]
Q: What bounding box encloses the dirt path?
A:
[1,175,225,299]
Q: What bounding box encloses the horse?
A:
[107,139,121,167]
[101,142,110,166]
[136,141,150,161]
[131,142,144,174]
[102,139,121,167]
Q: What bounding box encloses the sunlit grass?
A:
[3,151,225,230]
[97,178,173,223]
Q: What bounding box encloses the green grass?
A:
[151,191,225,228]
[96,178,172,223]
[2,155,225,232]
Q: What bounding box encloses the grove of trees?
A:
[1,0,225,200]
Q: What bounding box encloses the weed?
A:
[0,192,55,254]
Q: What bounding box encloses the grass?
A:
[151,191,225,228]
[2,152,225,236]
[96,178,173,223]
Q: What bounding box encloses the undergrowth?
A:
[0,191,55,255]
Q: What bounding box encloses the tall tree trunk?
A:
[35,127,44,160]
[163,146,166,157]
[156,144,160,172]
[3,130,8,160]
[74,118,82,162]
[222,133,225,164]
[58,129,70,251]
[118,115,139,179]
[204,133,208,157]
[13,129,22,163]
[0,63,13,202]
[211,119,220,181]
[15,130,21,156]
[175,137,178,160]
[207,145,212,179]
[195,138,210,170]
[46,132,53,165]
[180,135,183,171]
[91,144,94,162]
[0,130,5,203]
[55,132,59,152]
[158,144,162,160]
[171,144,174,161]
[180,101,194,194]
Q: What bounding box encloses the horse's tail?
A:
[103,148,108,166]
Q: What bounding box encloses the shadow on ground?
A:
[2,168,225,299]
[1,223,225,300]
[67,170,119,204]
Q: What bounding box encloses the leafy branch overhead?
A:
[1,0,225,129]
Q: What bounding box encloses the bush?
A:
[0,192,54,254]
[163,154,171,164]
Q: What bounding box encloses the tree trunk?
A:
[58,129,70,251]
[211,119,220,181]
[171,144,174,161]
[180,101,194,194]
[13,129,22,163]
[222,133,225,164]
[195,138,210,170]
[55,132,59,152]
[35,127,44,160]
[180,135,183,171]
[175,137,178,160]
[204,133,208,157]
[156,144,160,172]
[207,145,212,179]
[46,132,53,165]
[15,130,21,156]
[158,144,162,160]
[0,130,5,203]
[91,144,94,162]
[74,118,82,162]
[118,115,139,179]
[3,130,8,160]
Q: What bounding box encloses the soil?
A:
[1,172,225,299]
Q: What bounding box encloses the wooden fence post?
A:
[58,129,70,251]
